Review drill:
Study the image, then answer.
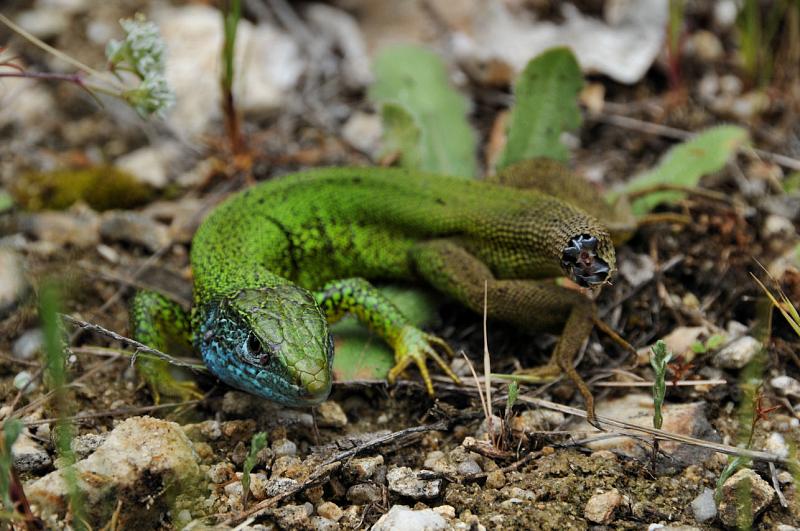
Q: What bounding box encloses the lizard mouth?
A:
[561,234,610,288]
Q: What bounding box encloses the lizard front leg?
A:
[410,239,598,422]
[130,291,203,402]
[314,278,462,395]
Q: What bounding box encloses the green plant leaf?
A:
[332,285,439,382]
[496,47,583,170]
[613,125,749,216]
[369,45,477,178]
[0,190,13,213]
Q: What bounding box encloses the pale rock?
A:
[484,469,505,489]
[765,432,789,459]
[309,516,340,531]
[762,214,796,239]
[714,0,739,28]
[272,502,313,530]
[246,472,269,500]
[263,476,299,498]
[13,371,37,393]
[341,112,383,157]
[155,5,303,138]
[271,438,297,458]
[712,336,761,369]
[343,455,384,480]
[772,375,800,398]
[346,482,382,504]
[114,143,182,189]
[0,249,28,317]
[574,394,718,472]
[0,76,58,139]
[306,4,372,88]
[730,92,770,121]
[317,501,344,522]
[450,1,666,85]
[726,321,749,340]
[510,409,565,436]
[71,433,106,460]
[12,433,52,472]
[100,211,170,253]
[371,505,448,531]
[636,327,708,365]
[19,210,100,248]
[387,466,442,499]
[584,488,622,524]
[316,400,348,428]
[12,328,44,361]
[433,504,456,519]
[27,416,202,527]
[208,461,236,484]
[683,30,724,62]
[690,487,716,522]
[717,468,775,527]
[16,7,70,39]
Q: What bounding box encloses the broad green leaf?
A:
[613,125,749,216]
[496,47,583,170]
[369,45,477,178]
[332,285,439,382]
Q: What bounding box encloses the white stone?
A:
[772,375,800,398]
[341,112,383,157]
[765,432,789,459]
[712,336,761,369]
[155,5,303,138]
[371,505,448,531]
[114,143,181,189]
[27,416,202,526]
[690,487,716,522]
[0,249,28,315]
[387,466,442,499]
[13,329,43,361]
[718,468,775,527]
[16,8,70,39]
[306,3,372,88]
[12,433,52,472]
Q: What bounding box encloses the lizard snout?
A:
[561,234,610,288]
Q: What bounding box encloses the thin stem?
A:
[0,13,116,85]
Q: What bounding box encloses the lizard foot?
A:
[139,358,204,404]
[387,325,462,396]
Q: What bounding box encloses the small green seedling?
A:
[649,340,673,431]
[0,419,23,519]
[242,432,268,508]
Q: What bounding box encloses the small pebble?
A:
[208,462,236,484]
[372,505,448,531]
[309,516,339,531]
[272,502,313,530]
[343,455,383,480]
[12,433,52,473]
[691,487,717,522]
[12,329,43,360]
[272,438,297,458]
[584,488,623,524]
[13,371,37,393]
[484,470,505,489]
[346,483,382,504]
[316,501,344,522]
[771,375,800,398]
[712,336,761,369]
[387,466,442,499]
[316,401,348,428]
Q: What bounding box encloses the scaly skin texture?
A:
[131,164,616,419]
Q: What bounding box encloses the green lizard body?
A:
[131,163,617,418]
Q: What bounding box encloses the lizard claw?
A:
[387,326,462,395]
[139,358,204,404]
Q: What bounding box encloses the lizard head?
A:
[560,233,615,288]
[197,285,333,406]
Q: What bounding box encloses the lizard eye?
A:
[246,333,271,365]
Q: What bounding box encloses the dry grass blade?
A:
[750,265,800,337]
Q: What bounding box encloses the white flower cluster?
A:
[106,13,175,118]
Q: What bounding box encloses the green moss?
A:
[11,166,155,211]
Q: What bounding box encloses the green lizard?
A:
[131,161,620,421]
